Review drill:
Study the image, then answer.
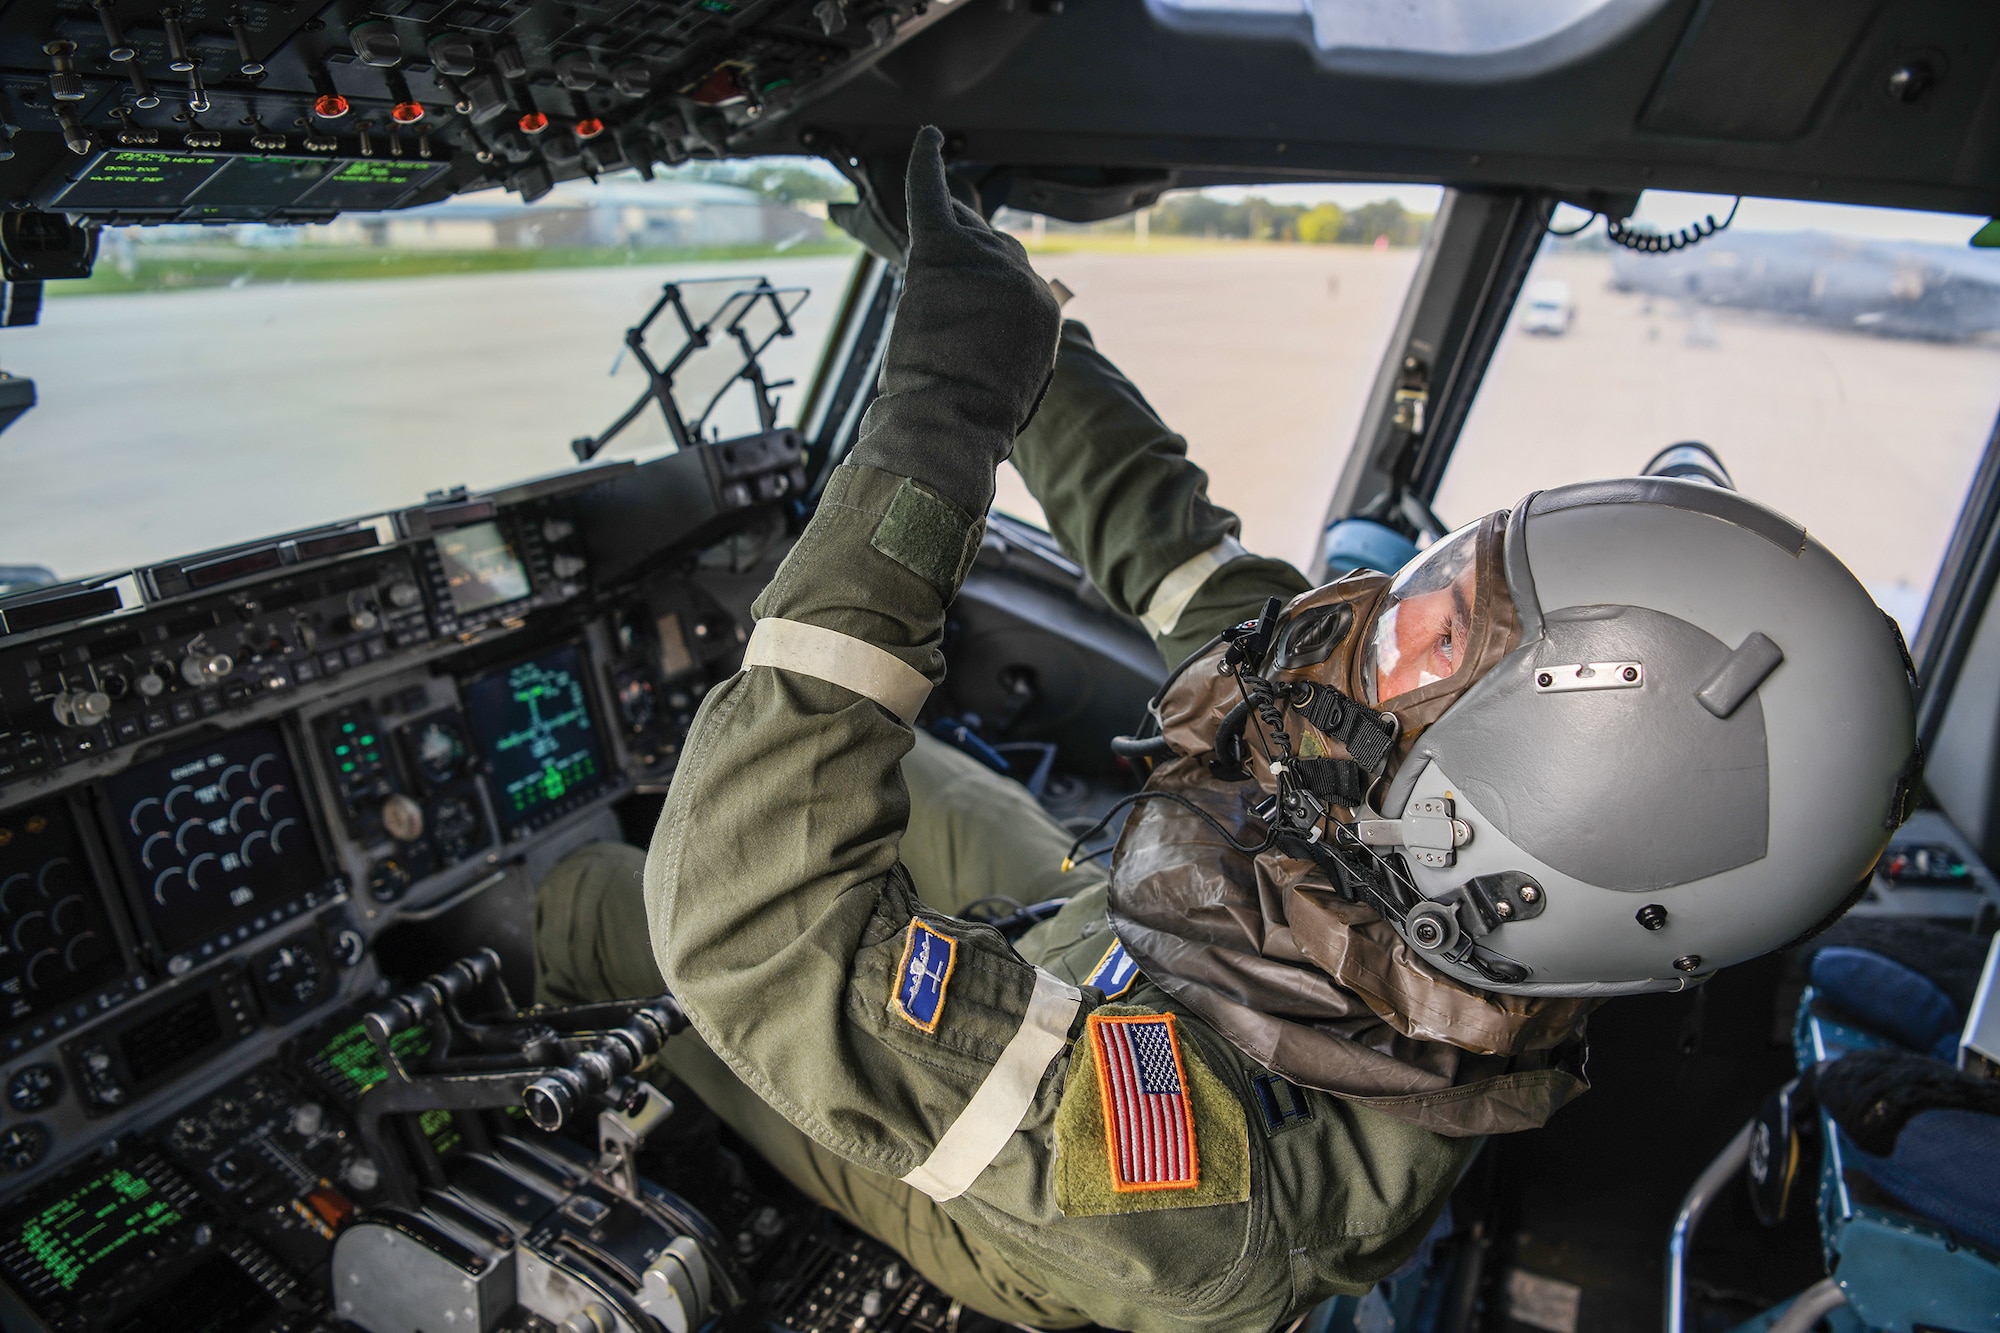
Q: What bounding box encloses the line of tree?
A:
[1148,194,1429,246]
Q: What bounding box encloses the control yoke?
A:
[356,948,686,1207]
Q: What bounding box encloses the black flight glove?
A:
[846,125,1062,517]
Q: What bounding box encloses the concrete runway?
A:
[4,247,1996,621]
[999,246,1425,573]
[0,256,856,580]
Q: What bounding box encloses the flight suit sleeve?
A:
[1009,320,1312,668]
[645,460,1085,1198]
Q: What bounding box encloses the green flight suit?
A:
[534,321,1473,1332]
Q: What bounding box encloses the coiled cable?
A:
[1542,197,1742,253]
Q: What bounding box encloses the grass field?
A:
[54,238,861,295]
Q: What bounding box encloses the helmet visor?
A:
[1362,521,1491,705]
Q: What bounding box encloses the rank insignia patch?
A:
[1089,1013,1199,1192]
[891,918,957,1033]
[1084,938,1141,998]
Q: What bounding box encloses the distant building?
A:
[324,179,825,250]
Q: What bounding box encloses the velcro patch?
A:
[1092,1014,1198,1191]
[871,478,981,597]
[1053,1006,1249,1217]
[891,918,957,1033]
[1084,938,1141,999]
[1252,1073,1315,1134]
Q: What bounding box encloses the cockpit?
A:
[0,2,1998,1331]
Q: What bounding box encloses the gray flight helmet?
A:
[1373,477,1918,996]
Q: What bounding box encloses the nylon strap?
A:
[1300,686,1397,773]
[741,618,932,725]
[1293,756,1367,808]
[900,968,1081,1203]
[1140,537,1248,637]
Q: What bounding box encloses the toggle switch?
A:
[160,7,194,72]
[95,0,136,62]
[227,11,263,75]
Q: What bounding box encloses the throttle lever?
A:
[520,1003,684,1131]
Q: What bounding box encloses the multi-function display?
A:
[435,520,531,617]
[0,799,125,1038]
[462,644,609,835]
[0,1161,185,1296]
[103,727,323,954]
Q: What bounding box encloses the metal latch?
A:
[597,1080,673,1201]
[1354,796,1472,868]
[1391,354,1429,435]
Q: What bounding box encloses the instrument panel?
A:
[0,439,777,1213]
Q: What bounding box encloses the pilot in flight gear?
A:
[533,127,1920,1333]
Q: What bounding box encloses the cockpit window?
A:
[0,158,860,582]
[993,182,1444,571]
[1437,194,2000,636]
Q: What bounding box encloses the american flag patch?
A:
[1089,1013,1199,1192]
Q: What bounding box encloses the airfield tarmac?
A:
[4,246,1998,624]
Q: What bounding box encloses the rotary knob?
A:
[181,651,233,686]
[385,581,422,610]
[380,794,425,843]
[52,690,111,728]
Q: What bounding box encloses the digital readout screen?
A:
[1,1164,185,1296]
[119,990,223,1085]
[50,151,226,210]
[312,1016,430,1098]
[306,1018,458,1150]
[186,154,337,208]
[46,151,444,214]
[0,798,125,1037]
[436,520,531,616]
[296,158,448,210]
[103,726,323,954]
[463,644,607,834]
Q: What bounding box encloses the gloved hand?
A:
[847,126,1062,516]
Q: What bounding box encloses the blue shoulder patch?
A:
[1085,937,1141,999]
[892,918,957,1033]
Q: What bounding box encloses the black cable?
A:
[1545,210,1597,238]
[1061,788,1273,870]
[1606,198,1741,254]
[958,895,1024,922]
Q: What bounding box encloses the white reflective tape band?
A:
[900,968,1081,1203]
[1140,536,1249,637]
[742,618,932,725]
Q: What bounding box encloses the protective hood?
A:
[1108,509,1593,1136]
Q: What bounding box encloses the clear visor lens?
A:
[1362,522,1487,704]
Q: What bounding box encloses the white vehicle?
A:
[1522,279,1576,333]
